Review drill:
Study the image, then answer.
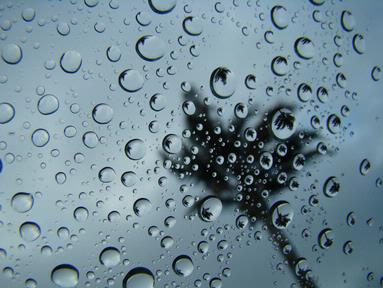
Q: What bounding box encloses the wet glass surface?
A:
[0,0,382,287]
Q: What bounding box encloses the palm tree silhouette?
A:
[162,85,321,287]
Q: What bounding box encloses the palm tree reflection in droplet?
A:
[163,85,321,288]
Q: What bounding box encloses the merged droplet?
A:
[51,264,79,288]
[0,102,15,124]
[2,43,22,64]
[125,139,146,160]
[60,50,82,73]
[136,35,166,61]
[122,267,154,288]
[172,255,194,277]
[119,69,144,92]
[210,67,237,99]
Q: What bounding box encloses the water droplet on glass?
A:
[183,16,203,36]
[244,74,256,90]
[173,255,194,277]
[353,34,365,54]
[60,50,82,73]
[341,10,355,32]
[271,201,294,229]
[73,206,89,222]
[125,139,146,160]
[0,102,15,124]
[136,35,166,61]
[294,37,315,59]
[133,198,152,216]
[210,67,237,99]
[2,43,22,64]
[121,171,138,187]
[149,93,166,111]
[106,46,121,62]
[318,228,334,249]
[271,5,288,29]
[359,158,371,176]
[324,176,340,197]
[22,8,36,22]
[371,66,381,81]
[123,267,154,288]
[38,94,59,115]
[199,196,222,222]
[99,247,121,267]
[327,114,341,134]
[31,129,50,147]
[51,264,79,288]
[92,103,114,124]
[11,192,34,213]
[119,69,144,92]
[82,131,99,148]
[271,108,296,139]
[271,56,289,76]
[99,167,116,183]
[148,0,176,14]
[163,134,182,154]
[20,222,41,242]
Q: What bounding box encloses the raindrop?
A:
[210,67,237,99]
[99,247,121,267]
[22,8,36,22]
[341,10,355,32]
[371,66,381,81]
[51,264,79,288]
[73,207,89,222]
[271,5,288,29]
[119,69,144,92]
[271,108,297,139]
[149,93,166,111]
[11,192,34,213]
[182,100,196,115]
[106,46,121,62]
[294,37,315,59]
[271,201,294,229]
[2,44,22,64]
[244,74,256,89]
[122,267,154,288]
[136,35,166,61]
[82,131,99,148]
[183,16,203,36]
[60,50,82,73]
[327,114,341,134]
[148,0,176,14]
[324,176,340,197]
[0,103,15,124]
[318,228,334,249]
[359,158,371,176]
[121,171,138,187]
[353,34,365,54]
[234,103,248,119]
[31,129,50,147]
[38,94,59,115]
[98,167,116,183]
[173,255,194,277]
[163,134,182,154]
[297,83,312,102]
[125,139,146,160]
[133,198,152,216]
[92,103,114,124]
[20,222,41,242]
[199,196,222,222]
[271,56,289,76]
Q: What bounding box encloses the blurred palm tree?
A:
[163,85,321,288]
